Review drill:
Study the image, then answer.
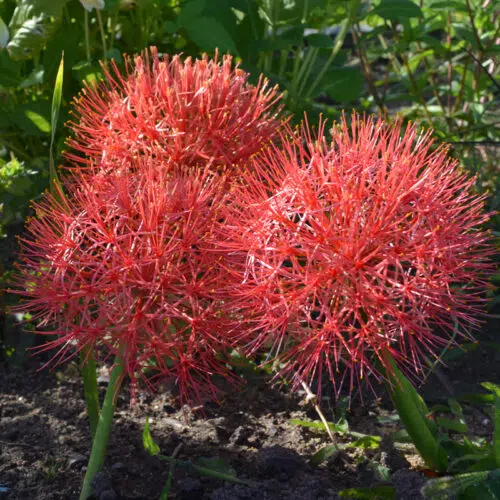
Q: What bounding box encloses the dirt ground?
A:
[0,316,499,500]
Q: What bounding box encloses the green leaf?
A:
[376,414,400,424]
[0,157,37,196]
[290,418,349,434]
[483,384,500,468]
[306,33,334,48]
[427,1,467,12]
[159,478,172,500]
[290,419,330,430]
[338,485,396,499]
[156,453,253,486]
[177,0,206,27]
[142,418,160,456]
[372,462,392,483]
[49,52,64,195]
[25,109,50,133]
[11,101,51,136]
[421,470,497,499]
[371,0,422,21]
[191,463,247,484]
[184,17,238,54]
[6,1,62,61]
[456,393,493,405]
[310,445,340,466]
[0,52,22,87]
[349,435,382,450]
[482,383,500,399]
[195,457,235,476]
[29,0,68,17]
[72,61,102,86]
[453,24,479,49]
[0,16,9,48]
[163,21,177,34]
[391,429,411,443]
[448,398,465,418]
[7,13,49,60]
[323,67,364,103]
[383,353,448,473]
[407,49,434,73]
[435,417,468,434]
[19,67,44,88]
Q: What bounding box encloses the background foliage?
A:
[0,0,498,357]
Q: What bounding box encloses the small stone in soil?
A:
[97,374,110,386]
[162,417,185,431]
[266,422,278,437]
[68,453,87,469]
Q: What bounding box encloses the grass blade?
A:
[49,52,64,195]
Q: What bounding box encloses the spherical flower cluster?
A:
[13,161,238,403]
[222,114,494,396]
[65,47,283,175]
[12,42,495,405]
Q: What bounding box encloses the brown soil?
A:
[0,316,498,500]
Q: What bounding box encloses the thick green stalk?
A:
[493,394,500,468]
[79,357,124,500]
[481,383,500,468]
[80,345,99,439]
[382,350,448,473]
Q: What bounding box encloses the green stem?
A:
[79,357,124,500]
[80,345,99,440]
[108,10,118,52]
[296,47,318,98]
[381,350,448,473]
[84,9,90,63]
[305,0,358,100]
[290,41,305,100]
[96,9,107,62]
[278,49,288,78]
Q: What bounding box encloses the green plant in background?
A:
[353,0,500,226]
[0,0,498,266]
[240,0,364,116]
[417,383,500,498]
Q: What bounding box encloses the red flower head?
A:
[223,113,495,398]
[11,160,238,404]
[65,47,284,176]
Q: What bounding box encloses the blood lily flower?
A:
[11,159,238,404]
[65,47,283,176]
[223,114,495,397]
